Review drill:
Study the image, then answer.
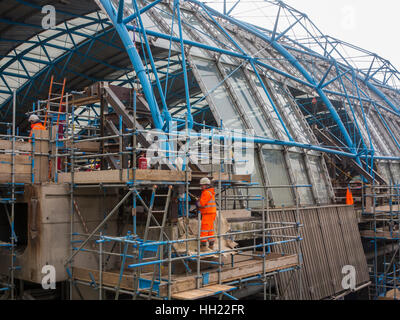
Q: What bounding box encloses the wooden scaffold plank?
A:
[172,284,235,300]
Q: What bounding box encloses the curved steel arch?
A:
[206,0,400,163]
[189,0,358,156]
[97,0,164,130]
[255,1,400,114]
[0,13,116,117]
[2,0,396,165]
[95,0,400,166]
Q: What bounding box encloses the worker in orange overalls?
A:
[197,177,217,252]
[28,114,46,141]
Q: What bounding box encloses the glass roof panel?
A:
[192,57,244,131]
[223,64,274,137]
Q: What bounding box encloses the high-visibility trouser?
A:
[200,212,216,243]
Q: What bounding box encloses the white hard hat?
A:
[28,114,40,123]
[200,177,211,185]
[175,157,184,171]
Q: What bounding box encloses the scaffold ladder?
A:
[44,76,67,128]
[133,185,172,299]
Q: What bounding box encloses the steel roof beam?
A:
[97,0,164,129]
[190,0,358,157]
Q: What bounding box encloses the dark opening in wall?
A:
[0,203,28,251]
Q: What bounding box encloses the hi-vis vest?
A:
[29,122,46,143]
[29,122,46,137]
[199,188,217,214]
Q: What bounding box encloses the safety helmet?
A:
[28,114,40,123]
[200,177,211,186]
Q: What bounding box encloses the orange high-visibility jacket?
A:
[29,122,46,137]
[346,188,354,205]
[199,187,217,215]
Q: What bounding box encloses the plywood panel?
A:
[211,173,251,183]
[73,267,134,291]
[33,130,49,183]
[58,169,191,184]
[0,173,31,183]
[360,230,400,240]
[66,141,100,152]
[222,209,251,220]
[0,152,32,183]
[0,140,31,152]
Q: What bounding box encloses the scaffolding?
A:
[0,0,398,302]
[0,91,27,299]
[360,183,400,300]
[33,84,305,300]
[0,93,17,298]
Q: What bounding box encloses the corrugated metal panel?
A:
[273,209,303,300]
[271,205,369,300]
[321,207,349,293]
[337,206,370,283]
[306,207,333,299]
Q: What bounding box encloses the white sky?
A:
[283,0,400,69]
[207,0,400,70]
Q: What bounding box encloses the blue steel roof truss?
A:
[0,0,399,167]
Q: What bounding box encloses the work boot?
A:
[209,241,215,250]
[200,243,208,252]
